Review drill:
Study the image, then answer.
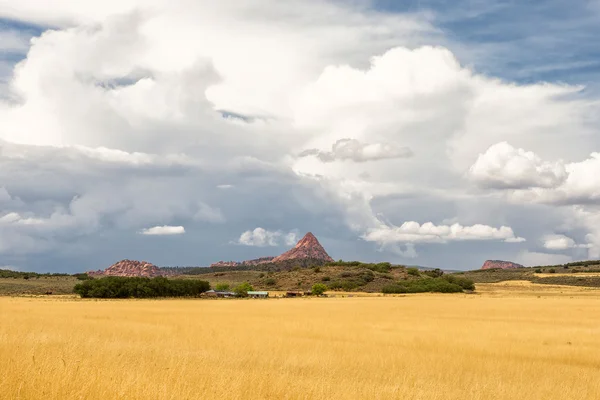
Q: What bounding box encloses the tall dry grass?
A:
[2,293,600,399]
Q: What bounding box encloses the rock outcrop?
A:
[272,232,334,263]
[89,259,165,277]
[481,260,524,270]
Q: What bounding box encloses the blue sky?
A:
[371,0,600,86]
[1,0,600,272]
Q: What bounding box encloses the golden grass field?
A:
[2,285,600,399]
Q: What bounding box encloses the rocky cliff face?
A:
[272,232,334,263]
[481,260,524,270]
[89,259,165,277]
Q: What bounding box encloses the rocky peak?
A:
[272,232,333,263]
[89,259,165,277]
[481,260,524,270]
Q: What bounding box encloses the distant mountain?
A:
[209,232,333,268]
[481,260,524,270]
[272,232,333,263]
[89,259,168,277]
[210,257,275,268]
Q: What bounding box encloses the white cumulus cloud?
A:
[237,228,297,247]
[363,221,525,244]
[139,225,185,235]
[299,138,413,163]
[469,142,567,189]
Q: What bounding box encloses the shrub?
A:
[328,280,360,291]
[313,267,321,273]
[381,277,465,294]
[548,268,556,274]
[321,276,331,282]
[234,282,254,297]
[423,268,444,278]
[325,260,392,273]
[265,278,277,286]
[442,275,475,291]
[215,283,230,291]
[407,267,420,276]
[73,273,92,281]
[258,273,265,278]
[311,283,327,296]
[534,268,542,273]
[73,277,210,298]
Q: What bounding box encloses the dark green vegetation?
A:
[74,277,210,298]
[382,275,475,294]
[325,260,395,273]
[0,269,70,279]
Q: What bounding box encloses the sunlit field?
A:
[2,288,600,399]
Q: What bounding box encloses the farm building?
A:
[247,291,269,298]
[203,290,237,298]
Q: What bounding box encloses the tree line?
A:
[74,276,210,298]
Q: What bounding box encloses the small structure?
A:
[202,290,237,298]
[247,291,269,298]
[285,291,303,298]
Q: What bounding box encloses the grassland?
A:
[0,276,79,296]
[2,286,600,399]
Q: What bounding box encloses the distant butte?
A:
[88,259,167,277]
[481,260,524,270]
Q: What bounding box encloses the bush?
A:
[321,276,331,282]
[325,260,392,273]
[265,278,277,286]
[234,282,254,297]
[73,273,92,281]
[534,268,542,273]
[423,268,444,278]
[73,277,210,298]
[328,280,360,291]
[442,275,475,291]
[381,277,466,294]
[311,283,327,296]
[407,267,420,276]
[215,283,230,291]
[548,268,556,274]
[313,267,321,273]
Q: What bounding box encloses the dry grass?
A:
[2,290,600,400]
[0,277,79,296]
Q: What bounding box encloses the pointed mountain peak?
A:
[295,232,318,247]
[272,232,333,263]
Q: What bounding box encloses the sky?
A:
[1,0,600,272]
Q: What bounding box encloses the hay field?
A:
[2,292,600,400]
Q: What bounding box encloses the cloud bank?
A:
[0,0,598,272]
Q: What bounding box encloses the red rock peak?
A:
[272,232,333,263]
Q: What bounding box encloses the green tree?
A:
[407,267,420,276]
[234,282,254,297]
[311,283,327,296]
[215,283,230,291]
